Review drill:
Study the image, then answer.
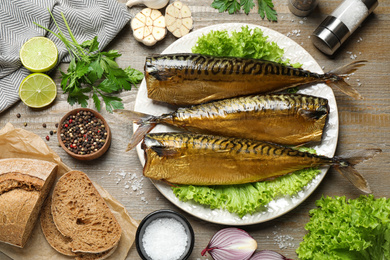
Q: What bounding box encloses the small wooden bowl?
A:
[57,108,111,161]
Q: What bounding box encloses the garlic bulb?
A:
[165,1,193,38]
[131,8,167,46]
[126,0,169,9]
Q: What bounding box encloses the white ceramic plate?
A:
[133,23,339,225]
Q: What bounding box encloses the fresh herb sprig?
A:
[211,0,277,22]
[35,11,143,113]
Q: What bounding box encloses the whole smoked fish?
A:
[142,133,381,193]
[145,53,365,105]
[116,94,329,151]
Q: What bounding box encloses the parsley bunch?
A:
[211,0,277,21]
[35,11,143,113]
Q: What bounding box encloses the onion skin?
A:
[201,228,257,260]
[249,250,293,260]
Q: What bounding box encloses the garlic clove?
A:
[144,25,152,37]
[166,24,177,34]
[133,27,145,41]
[145,16,153,26]
[165,13,176,27]
[175,19,182,28]
[135,12,146,24]
[182,17,193,30]
[141,8,152,17]
[150,9,161,20]
[131,17,144,30]
[180,5,191,18]
[152,27,166,41]
[143,35,157,46]
[165,3,175,16]
[171,28,182,38]
[173,1,182,9]
[165,1,193,38]
[166,3,180,17]
[179,25,189,36]
[154,15,166,28]
[131,8,167,46]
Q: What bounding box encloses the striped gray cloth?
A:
[0,0,131,113]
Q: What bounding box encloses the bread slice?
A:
[40,197,117,259]
[0,158,57,248]
[51,170,122,254]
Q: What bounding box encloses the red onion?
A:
[201,227,257,260]
[249,250,293,260]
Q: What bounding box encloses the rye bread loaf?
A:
[51,170,122,254]
[0,158,57,248]
[40,197,116,260]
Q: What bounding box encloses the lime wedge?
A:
[19,73,57,108]
[20,37,58,72]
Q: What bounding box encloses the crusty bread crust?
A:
[41,197,117,259]
[40,197,75,256]
[75,244,118,260]
[0,158,57,248]
[51,171,122,254]
[0,158,58,181]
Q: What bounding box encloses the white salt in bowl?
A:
[136,209,195,260]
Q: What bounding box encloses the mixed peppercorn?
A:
[60,110,108,155]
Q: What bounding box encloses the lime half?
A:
[19,73,57,108]
[20,37,58,72]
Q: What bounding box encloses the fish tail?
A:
[113,109,157,151]
[334,148,382,193]
[114,109,154,124]
[126,123,156,151]
[325,60,367,100]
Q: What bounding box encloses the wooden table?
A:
[1,0,389,259]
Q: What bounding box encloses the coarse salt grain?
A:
[142,218,188,260]
[271,226,295,249]
[346,51,358,60]
[286,29,301,38]
[108,169,146,202]
[274,234,295,249]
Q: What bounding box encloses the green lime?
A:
[19,73,57,108]
[20,37,58,72]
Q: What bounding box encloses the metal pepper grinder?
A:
[288,0,318,16]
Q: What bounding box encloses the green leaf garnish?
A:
[34,9,144,113]
[210,0,277,21]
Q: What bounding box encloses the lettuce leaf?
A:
[191,26,301,68]
[173,167,320,218]
[296,195,390,260]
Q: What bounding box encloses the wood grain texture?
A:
[0,0,389,259]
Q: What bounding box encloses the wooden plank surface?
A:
[1,0,389,259]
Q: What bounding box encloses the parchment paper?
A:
[0,123,139,260]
